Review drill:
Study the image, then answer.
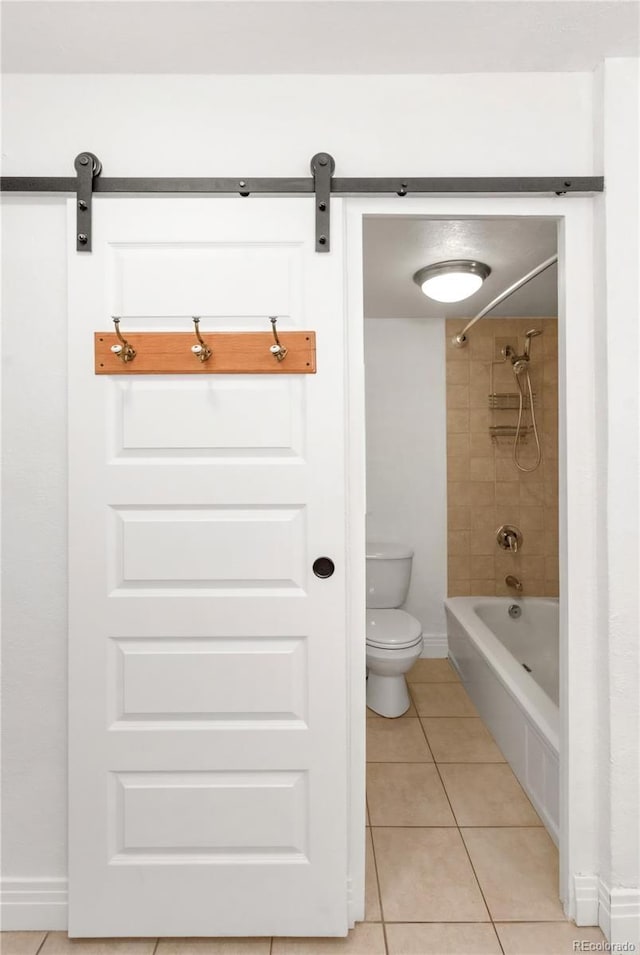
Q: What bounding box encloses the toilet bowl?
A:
[366,542,423,718]
[366,609,423,717]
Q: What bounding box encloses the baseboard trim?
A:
[0,878,68,931]
[3,873,637,942]
[599,880,640,947]
[573,874,600,925]
[420,633,448,658]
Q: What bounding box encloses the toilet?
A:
[366,542,423,718]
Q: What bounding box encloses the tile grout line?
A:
[410,681,507,955]
[366,795,389,955]
[34,932,49,955]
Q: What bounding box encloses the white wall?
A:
[365,318,447,651]
[1,73,593,178]
[1,200,69,883]
[2,68,624,928]
[593,58,640,946]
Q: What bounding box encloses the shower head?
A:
[524,327,542,358]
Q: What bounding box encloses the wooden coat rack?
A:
[94,317,316,375]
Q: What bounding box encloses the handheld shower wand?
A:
[523,327,543,359]
[511,328,543,472]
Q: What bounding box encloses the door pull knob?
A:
[313,557,335,578]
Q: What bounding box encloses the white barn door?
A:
[67,198,350,937]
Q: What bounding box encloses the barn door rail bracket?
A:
[74,151,102,251]
[0,150,604,255]
[310,152,335,252]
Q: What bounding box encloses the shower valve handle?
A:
[496,525,523,553]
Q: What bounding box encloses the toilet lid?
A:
[366,609,423,650]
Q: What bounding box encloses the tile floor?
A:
[1,659,607,955]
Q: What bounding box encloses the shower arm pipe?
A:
[451,254,558,347]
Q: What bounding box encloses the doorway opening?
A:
[352,207,583,942]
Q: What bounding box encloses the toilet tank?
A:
[366,542,414,608]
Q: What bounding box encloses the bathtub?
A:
[445,596,560,845]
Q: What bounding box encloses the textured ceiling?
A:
[1,1,638,74]
[363,217,558,319]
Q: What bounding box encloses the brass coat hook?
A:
[269,316,288,362]
[191,317,212,362]
[111,317,136,363]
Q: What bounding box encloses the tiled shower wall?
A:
[446,318,558,598]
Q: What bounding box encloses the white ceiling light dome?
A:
[413,260,491,303]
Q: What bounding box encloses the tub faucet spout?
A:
[506,574,523,592]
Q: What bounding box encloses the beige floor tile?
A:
[0,934,47,955]
[271,923,385,954]
[462,827,565,921]
[364,828,381,921]
[40,938,156,955]
[386,923,502,954]
[411,684,478,717]
[439,764,542,826]
[367,763,455,826]
[421,719,505,763]
[367,701,417,719]
[495,921,607,954]
[366,719,433,762]
[407,659,459,683]
[372,827,489,922]
[157,941,270,954]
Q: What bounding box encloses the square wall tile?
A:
[447,434,470,457]
[448,410,470,434]
[446,319,557,600]
[469,483,495,506]
[470,431,495,456]
[448,555,470,580]
[447,362,470,384]
[469,531,494,556]
[448,506,471,531]
[448,530,471,556]
[447,385,470,409]
[448,456,471,482]
[470,579,496,596]
[470,555,494,579]
[470,458,495,482]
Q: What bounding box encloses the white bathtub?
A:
[445,596,560,845]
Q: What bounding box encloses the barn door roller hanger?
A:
[0,151,604,254]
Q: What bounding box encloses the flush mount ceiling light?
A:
[413,259,491,303]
